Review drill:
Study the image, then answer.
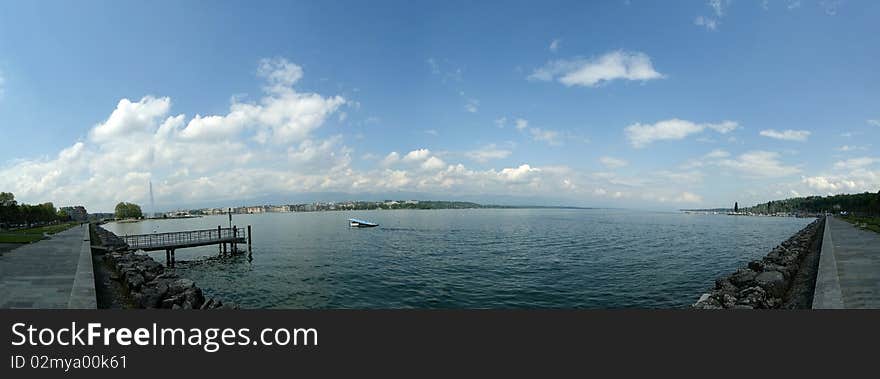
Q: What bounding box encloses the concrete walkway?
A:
[814,216,880,309]
[0,224,96,309]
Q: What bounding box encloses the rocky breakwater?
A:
[94,226,235,309]
[693,217,825,309]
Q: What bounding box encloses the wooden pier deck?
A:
[121,225,251,266]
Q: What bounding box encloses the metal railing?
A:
[123,227,246,250]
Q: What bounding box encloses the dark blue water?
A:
[103,209,813,308]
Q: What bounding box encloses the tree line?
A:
[0,192,66,227]
[744,191,880,216]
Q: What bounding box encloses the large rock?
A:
[139,282,169,308]
[728,268,758,287]
[754,271,786,298]
[714,279,739,296]
[125,272,145,291]
[168,278,196,295]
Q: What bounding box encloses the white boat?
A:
[349,218,379,228]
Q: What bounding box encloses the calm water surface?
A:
[103,209,812,309]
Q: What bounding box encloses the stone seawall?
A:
[93,226,235,309]
[693,217,825,309]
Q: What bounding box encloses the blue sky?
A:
[1,0,878,212]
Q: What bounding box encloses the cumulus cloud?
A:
[624,119,738,148]
[466,144,512,163]
[381,152,400,166]
[420,156,446,171]
[402,148,432,162]
[868,119,880,127]
[599,156,628,169]
[801,176,856,192]
[759,129,811,142]
[90,97,171,142]
[528,50,664,87]
[499,164,540,183]
[0,58,354,210]
[514,118,529,131]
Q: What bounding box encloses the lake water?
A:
[103,209,813,309]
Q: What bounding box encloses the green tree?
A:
[115,202,143,219]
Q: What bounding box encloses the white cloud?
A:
[499,164,540,183]
[420,156,446,171]
[694,16,719,31]
[599,156,628,169]
[705,149,730,159]
[788,1,801,10]
[802,176,853,192]
[381,152,400,166]
[258,57,303,91]
[90,97,171,142]
[837,145,866,152]
[694,0,728,31]
[868,119,880,127]
[718,151,801,178]
[529,128,561,146]
[464,98,479,113]
[466,144,512,163]
[494,117,507,128]
[425,129,439,136]
[402,148,432,162]
[514,118,529,130]
[709,0,726,17]
[528,50,664,87]
[833,157,878,170]
[675,191,703,203]
[821,0,842,16]
[625,119,738,148]
[549,39,561,52]
[759,129,811,142]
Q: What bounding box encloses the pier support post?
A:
[247,225,252,260]
[171,248,175,267]
[217,225,222,255]
[166,249,171,267]
[233,226,238,254]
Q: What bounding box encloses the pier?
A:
[121,225,252,267]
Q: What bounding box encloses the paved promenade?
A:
[814,216,880,309]
[0,224,96,309]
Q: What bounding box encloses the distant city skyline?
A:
[1,1,878,212]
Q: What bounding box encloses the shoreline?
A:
[90,224,236,309]
[693,217,825,309]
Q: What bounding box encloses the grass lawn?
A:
[841,215,880,234]
[0,222,79,243]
